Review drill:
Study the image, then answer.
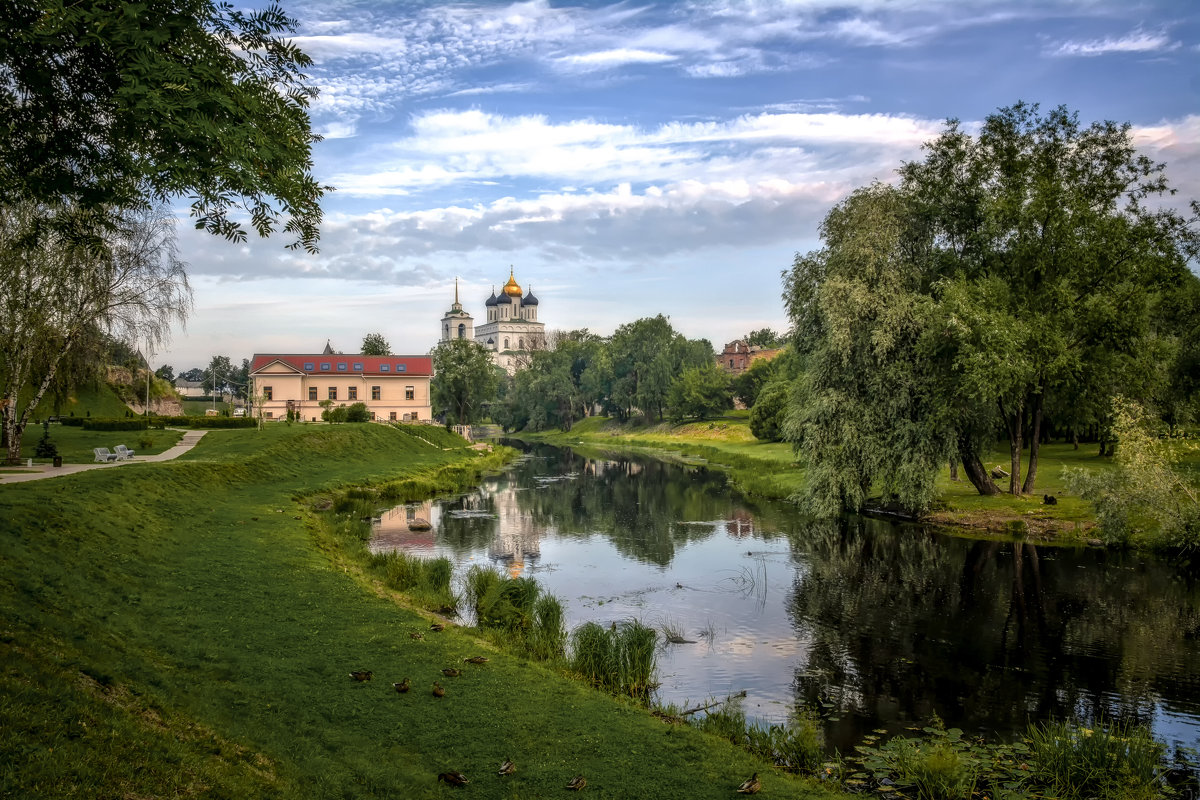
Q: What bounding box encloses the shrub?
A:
[83,418,149,431]
[1027,719,1165,800]
[749,379,790,441]
[346,402,370,423]
[60,416,84,427]
[34,422,58,459]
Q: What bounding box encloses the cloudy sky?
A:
[160,0,1200,372]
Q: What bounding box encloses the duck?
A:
[392,678,410,693]
[409,631,425,640]
[441,667,462,678]
[437,771,468,786]
[566,775,587,791]
[464,656,489,664]
[349,670,373,682]
[429,622,445,632]
[432,681,446,698]
[498,759,515,776]
[736,773,761,794]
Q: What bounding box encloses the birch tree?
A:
[0,204,192,462]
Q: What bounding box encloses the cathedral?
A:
[440,268,545,373]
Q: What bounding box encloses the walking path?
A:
[0,430,208,485]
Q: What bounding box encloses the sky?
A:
[159,0,1200,372]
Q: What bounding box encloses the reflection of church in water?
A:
[486,481,543,577]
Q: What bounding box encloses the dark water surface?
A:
[370,442,1200,754]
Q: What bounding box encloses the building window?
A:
[381,364,390,372]
[389,411,397,420]
[337,363,347,371]
[353,362,363,371]
[328,387,337,400]
[263,386,273,400]
[519,337,524,349]
[303,362,314,370]
[458,323,465,339]
[309,387,318,401]
[405,386,414,401]
[729,359,734,368]
[371,386,381,400]
[265,411,273,418]
[369,411,375,420]
[397,364,406,372]
[348,386,358,400]
[504,338,510,349]
[320,363,331,371]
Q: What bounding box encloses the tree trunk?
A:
[1000,398,1023,495]
[949,458,959,481]
[1021,391,1044,495]
[1072,429,1078,450]
[957,433,1000,495]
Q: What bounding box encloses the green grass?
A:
[0,422,838,799]
[33,381,135,419]
[13,424,184,463]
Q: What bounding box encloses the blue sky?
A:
[160,0,1200,371]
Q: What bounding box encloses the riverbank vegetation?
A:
[1,423,842,798]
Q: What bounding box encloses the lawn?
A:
[0,422,840,799]
[12,423,184,464]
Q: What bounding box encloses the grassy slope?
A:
[525,415,1200,539]
[0,423,838,800]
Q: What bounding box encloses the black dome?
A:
[495,292,513,304]
[485,290,498,307]
[523,291,539,306]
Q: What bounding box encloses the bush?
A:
[1027,719,1165,800]
[83,418,149,431]
[749,379,790,441]
[346,402,370,423]
[34,422,58,459]
[60,416,84,427]
[150,416,256,429]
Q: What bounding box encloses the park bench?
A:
[93,447,119,462]
[113,445,135,460]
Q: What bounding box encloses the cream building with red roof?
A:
[249,345,432,422]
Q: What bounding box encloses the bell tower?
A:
[440,278,474,343]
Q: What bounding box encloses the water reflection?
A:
[369,442,1200,754]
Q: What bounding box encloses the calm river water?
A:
[369,442,1200,755]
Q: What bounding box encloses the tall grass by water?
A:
[569,619,658,699]
[462,565,567,659]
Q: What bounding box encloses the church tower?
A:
[440,278,474,343]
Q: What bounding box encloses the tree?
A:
[744,327,784,348]
[431,339,498,426]
[361,333,391,356]
[667,364,732,423]
[0,203,191,462]
[180,367,205,383]
[345,402,370,423]
[749,379,790,442]
[155,364,175,384]
[203,355,233,397]
[1,1,327,251]
[783,102,1200,514]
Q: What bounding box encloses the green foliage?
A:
[1026,719,1165,800]
[360,333,390,356]
[151,415,255,429]
[784,101,1200,512]
[461,565,566,660]
[431,338,498,425]
[749,379,790,442]
[366,550,456,612]
[344,402,370,423]
[1065,396,1200,548]
[83,418,150,432]
[667,364,732,422]
[744,327,785,348]
[1,0,326,252]
[33,422,57,459]
[568,619,658,699]
[154,364,175,383]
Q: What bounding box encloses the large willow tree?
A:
[785,102,1199,515]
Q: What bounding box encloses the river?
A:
[369,441,1200,756]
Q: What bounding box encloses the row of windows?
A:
[300,362,408,373]
[264,410,422,421]
[264,385,417,401]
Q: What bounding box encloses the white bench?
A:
[113,445,136,460]
[93,447,119,462]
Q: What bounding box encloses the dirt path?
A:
[0,430,208,485]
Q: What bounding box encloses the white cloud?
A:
[1050,29,1178,57]
[555,49,679,69]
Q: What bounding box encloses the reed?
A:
[366,550,456,612]
[569,619,659,700]
[531,594,567,659]
[1027,718,1165,800]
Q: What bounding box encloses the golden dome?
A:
[502,267,523,297]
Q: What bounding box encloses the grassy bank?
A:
[519,415,1199,540]
[0,422,839,799]
[11,424,184,464]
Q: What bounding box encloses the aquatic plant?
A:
[530,594,566,659]
[1027,718,1165,800]
[569,619,659,700]
[367,550,456,612]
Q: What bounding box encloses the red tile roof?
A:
[250,354,433,377]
